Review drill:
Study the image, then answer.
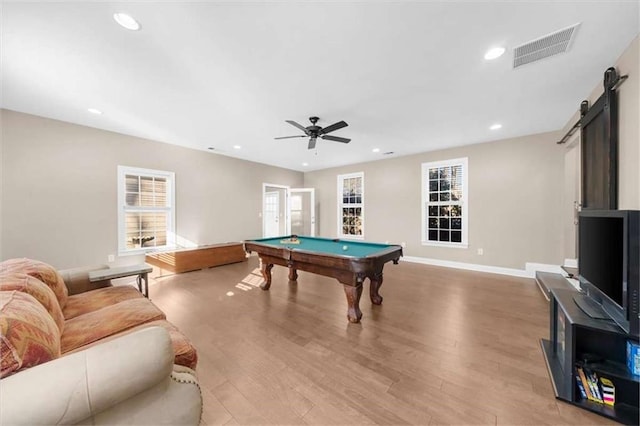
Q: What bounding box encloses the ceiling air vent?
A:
[513,23,580,68]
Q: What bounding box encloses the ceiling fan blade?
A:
[308,138,317,150]
[286,120,310,134]
[321,135,351,143]
[320,121,348,135]
[275,135,307,140]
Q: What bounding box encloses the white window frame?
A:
[421,157,468,248]
[337,171,365,240]
[117,166,176,255]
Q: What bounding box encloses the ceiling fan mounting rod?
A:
[309,116,319,125]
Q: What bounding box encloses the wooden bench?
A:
[145,242,247,274]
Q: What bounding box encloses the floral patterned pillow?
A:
[0,258,68,308]
[0,291,61,378]
[0,273,64,333]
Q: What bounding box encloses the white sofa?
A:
[0,258,202,425]
[0,326,202,425]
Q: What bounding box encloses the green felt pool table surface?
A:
[248,236,396,258]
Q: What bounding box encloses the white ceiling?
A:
[2,1,638,172]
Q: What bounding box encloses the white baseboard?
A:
[564,258,577,268]
[525,262,565,276]
[402,256,534,278]
[401,256,564,279]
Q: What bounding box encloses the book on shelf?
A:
[576,367,596,402]
[588,371,603,402]
[575,375,587,399]
[575,366,615,406]
[599,377,615,406]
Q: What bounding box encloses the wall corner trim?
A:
[402,256,563,279]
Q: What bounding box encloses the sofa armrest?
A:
[89,367,202,425]
[0,327,177,425]
[59,264,112,295]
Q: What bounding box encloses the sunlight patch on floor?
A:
[233,269,264,291]
[242,270,264,287]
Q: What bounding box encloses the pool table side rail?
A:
[249,235,396,250]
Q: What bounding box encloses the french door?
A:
[262,184,316,237]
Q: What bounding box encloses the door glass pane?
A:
[291,191,313,236]
[264,191,280,237]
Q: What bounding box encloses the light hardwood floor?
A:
[149,257,616,425]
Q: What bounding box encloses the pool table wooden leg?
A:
[370,273,384,305]
[343,284,363,323]
[260,263,274,290]
[288,267,298,281]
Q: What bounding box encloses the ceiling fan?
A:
[275,116,350,149]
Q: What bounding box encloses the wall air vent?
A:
[513,23,580,68]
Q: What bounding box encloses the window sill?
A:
[421,241,468,249]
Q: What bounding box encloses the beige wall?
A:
[4,37,635,272]
[304,131,565,270]
[0,110,303,269]
[614,37,639,210]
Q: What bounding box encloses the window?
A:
[117,166,175,255]
[421,158,468,247]
[337,172,364,239]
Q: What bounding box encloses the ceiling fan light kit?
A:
[275,116,351,150]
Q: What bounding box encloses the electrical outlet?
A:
[477,248,484,255]
[108,254,115,262]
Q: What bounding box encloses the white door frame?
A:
[290,188,316,236]
[564,132,581,263]
[262,183,290,237]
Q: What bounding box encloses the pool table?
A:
[244,236,403,323]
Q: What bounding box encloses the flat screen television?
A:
[576,210,639,336]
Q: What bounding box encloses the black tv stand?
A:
[573,293,611,320]
[541,286,639,425]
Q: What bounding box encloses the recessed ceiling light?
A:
[233,145,241,150]
[490,123,502,130]
[87,108,102,115]
[113,13,141,31]
[484,46,505,60]
[372,148,380,153]
[302,162,309,166]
